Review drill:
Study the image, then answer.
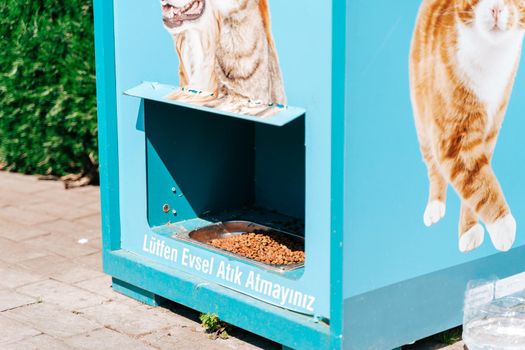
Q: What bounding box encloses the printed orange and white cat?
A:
[410,0,525,252]
[210,0,287,112]
[161,0,218,99]
[160,0,286,116]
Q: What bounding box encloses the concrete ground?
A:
[0,171,465,350]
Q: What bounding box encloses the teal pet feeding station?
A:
[94,0,525,349]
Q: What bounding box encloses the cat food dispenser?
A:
[94,0,525,349]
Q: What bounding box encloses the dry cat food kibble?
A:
[208,232,305,265]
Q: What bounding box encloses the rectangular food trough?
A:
[176,221,305,273]
[95,0,525,349]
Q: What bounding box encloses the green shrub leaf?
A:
[0,1,98,178]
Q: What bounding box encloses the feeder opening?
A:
[143,100,306,272]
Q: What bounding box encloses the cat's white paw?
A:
[486,214,516,252]
[459,224,485,253]
[423,200,446,227]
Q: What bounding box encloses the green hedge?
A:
[0,1,98,178]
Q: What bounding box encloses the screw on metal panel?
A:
[163,204,170,213]
[172,209,177,215]
[171,187,177,193]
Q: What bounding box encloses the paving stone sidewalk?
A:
[0,171,464,350]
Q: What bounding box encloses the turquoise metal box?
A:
[94,0,525,349]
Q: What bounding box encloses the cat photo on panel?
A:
[160,0,287,117]
[410,0,525,253]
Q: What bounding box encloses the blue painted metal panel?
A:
[112,278,164,306]
[254,119,305,220]
[109,0,332,318]
[125,82,306,127]
[330,0,348,348]
[144,100,255,226]
[342,0,525,348]
[93,0,120,255]
[105,249,330,350]
[343,246,525,350]
[144,101,305,227]
[343,0,525,298]
[95,0,334,347]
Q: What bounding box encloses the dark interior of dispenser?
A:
[144,101,305,235]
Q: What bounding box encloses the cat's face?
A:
[457,0,525,41]
[161,0,207,34]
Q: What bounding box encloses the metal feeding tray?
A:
[178,221,305,272]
